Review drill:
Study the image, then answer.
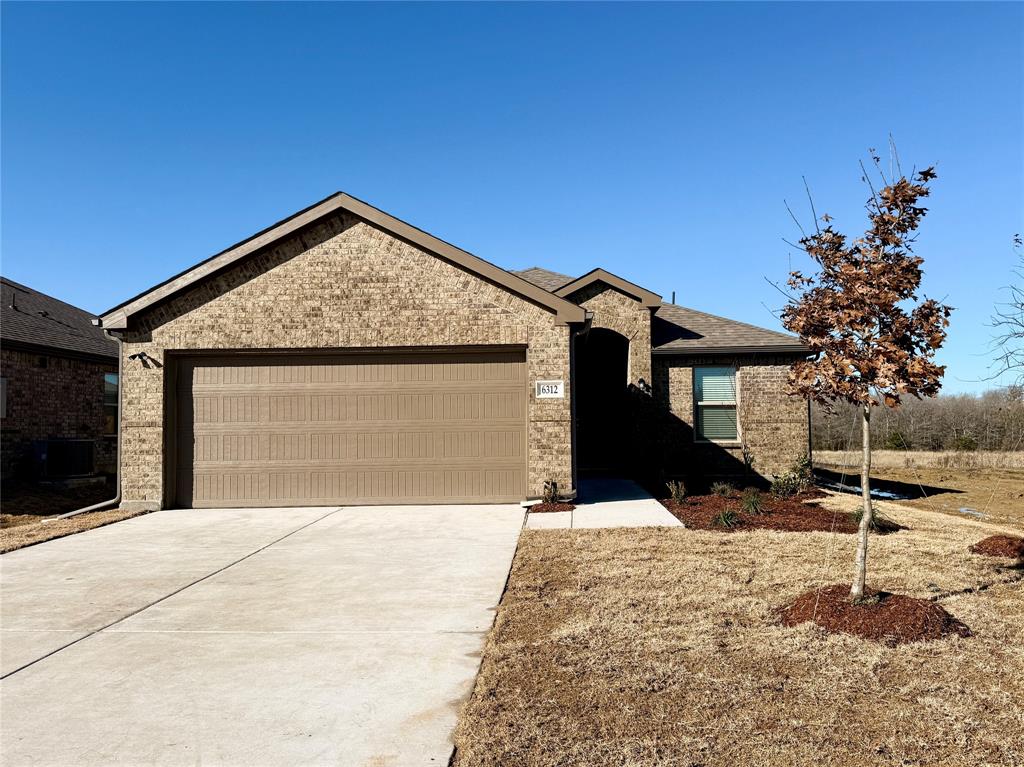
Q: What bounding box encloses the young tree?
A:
[782,153,952,601]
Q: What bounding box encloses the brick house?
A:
[1,278,119,481]
[97,193,809,511]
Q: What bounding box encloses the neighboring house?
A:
[1,278,119,481]
[97,193,809,511]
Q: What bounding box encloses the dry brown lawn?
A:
[0,508,148,553]
[454,493,1024,767]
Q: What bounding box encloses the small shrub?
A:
[770,473,802,498]
[666,480,687,503]
[792,453,813,484]
[710,481,734,497]
[950,435,979,452]
[542,480,560,504]
[741,488,764,515]
[713,507,739,528]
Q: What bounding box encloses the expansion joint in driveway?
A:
[0,507,342,680]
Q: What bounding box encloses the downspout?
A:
[45,323,123,521]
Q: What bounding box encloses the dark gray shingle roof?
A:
[514,266,804,354]
[652,303,804,353]
[511,267,574,293]
[1,278,117,360]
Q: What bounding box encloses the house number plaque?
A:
[535,380,565,398]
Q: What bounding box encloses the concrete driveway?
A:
[0,504,524,766]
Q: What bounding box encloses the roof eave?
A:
[0,337,118,363]
[651,344,809,356]
[99,193,587,329]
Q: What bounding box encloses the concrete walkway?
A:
[0,504,524,766]
[525,478,682,529]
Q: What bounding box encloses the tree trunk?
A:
[850,404,873,601]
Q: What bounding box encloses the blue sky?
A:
[2,2,1021,394]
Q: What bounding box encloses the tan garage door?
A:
[174,350,527,508]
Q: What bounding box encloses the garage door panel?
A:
[176,351,527,507]
[187,430,523,466]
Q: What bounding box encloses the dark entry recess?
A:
[574,328,629,473]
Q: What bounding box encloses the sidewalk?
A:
[525,478,683,529]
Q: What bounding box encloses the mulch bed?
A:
[970,534,1024,559]
[779,584,972,645]
[529,502,576,513]
[660,489,896,534]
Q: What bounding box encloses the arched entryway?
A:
[574,327,629,473]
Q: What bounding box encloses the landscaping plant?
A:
[710,481,733,497]
[741,488,764,515]
[712,507,739,528]
[666,480,687,503]
[782,147,952,601]
[769,472,802,498]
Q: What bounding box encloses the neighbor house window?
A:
[695,366,738,441]
[103,373,118,435]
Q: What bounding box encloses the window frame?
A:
[693,365,740,444]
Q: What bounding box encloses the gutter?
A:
[45,323,123,522]
[651,344,809,356]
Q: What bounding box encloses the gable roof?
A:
[1,277,117,361]
[100,193,587,329]
[515,266,805,355]
[555,268,662,308]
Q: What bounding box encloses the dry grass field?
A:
[815,450,1024,530]
[454,493,1023,767]
[815,450,1024,471]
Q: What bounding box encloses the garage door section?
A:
[175,351,527,507]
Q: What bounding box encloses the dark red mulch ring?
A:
[970,534,1024,559]
[529,502,576,513]
[779,584,972,645]
[660,492,863,534]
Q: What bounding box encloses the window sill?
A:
[695,440,743,448]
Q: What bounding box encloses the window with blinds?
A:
[694,366,738,441]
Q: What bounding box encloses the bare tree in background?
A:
[991,235,1024,385]
[781,148,952,601]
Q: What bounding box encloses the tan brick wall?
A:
[118,212,572,508]
[651,354,809,483]
[567,283,652,386]
[0,348,118,477]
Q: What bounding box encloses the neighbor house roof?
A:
[514,266,806,355]
[100,193,588,330]
[1,277,117,361]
